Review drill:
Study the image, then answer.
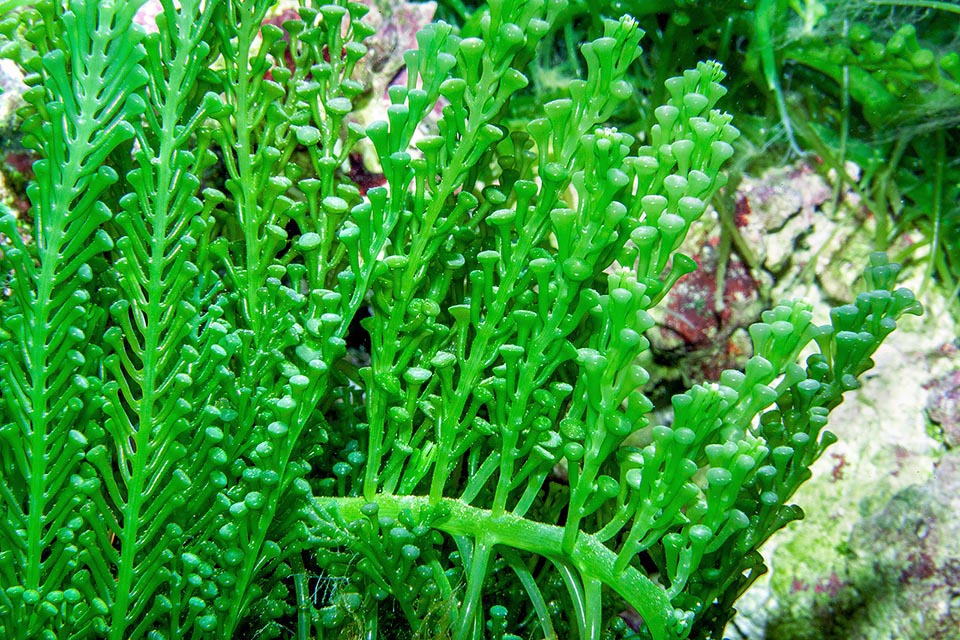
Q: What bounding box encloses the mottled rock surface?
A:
[762,451,960,640]
[926,367,960,449]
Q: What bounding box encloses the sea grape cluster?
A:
[0,0,921,639]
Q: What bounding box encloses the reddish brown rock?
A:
[654,243,762,383]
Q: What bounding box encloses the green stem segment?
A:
[318,495,678,640]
